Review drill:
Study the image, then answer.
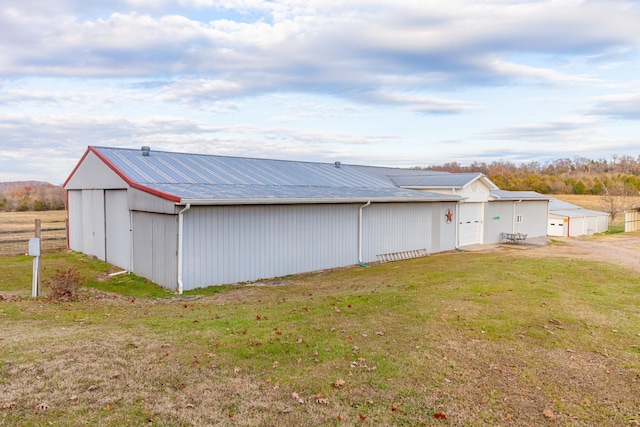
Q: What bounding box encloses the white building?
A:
[547,199,609,237]
[64,147,463,291]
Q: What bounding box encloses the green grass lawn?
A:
[1,248,639,426]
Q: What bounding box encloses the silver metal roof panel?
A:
[87,147,461,204]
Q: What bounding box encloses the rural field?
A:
[0,210,67,256]
[1,230,640,426]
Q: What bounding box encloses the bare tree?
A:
[600,182,639,221]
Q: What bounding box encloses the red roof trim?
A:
[64,146,181,203]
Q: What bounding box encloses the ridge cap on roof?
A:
[92,145,380,169]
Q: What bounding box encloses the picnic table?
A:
[502,232,527,244]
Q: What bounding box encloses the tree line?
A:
[422,155,640,196]
[0,182,66,212]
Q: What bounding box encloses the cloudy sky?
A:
[2,0,640,184]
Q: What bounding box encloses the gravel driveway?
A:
[511,232,640,275]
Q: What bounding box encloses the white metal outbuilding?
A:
[547,199,609,237]
[64,146,461,291]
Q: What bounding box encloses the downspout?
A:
[455,202,464,251]
[65,190,70,250]
[177,203,191,294]
[128,210,133,273]
[358,201,371,267]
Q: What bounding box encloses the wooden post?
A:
[35,219,42,295]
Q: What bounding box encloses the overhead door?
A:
[547,218,566,237]
[458,203,482,246]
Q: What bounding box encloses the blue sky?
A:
[1,0,640,184]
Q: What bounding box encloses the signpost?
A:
[30,219,42,297]
[29,237,41,297]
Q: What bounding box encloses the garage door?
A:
[458,203,482,246]
[547,218,566,237]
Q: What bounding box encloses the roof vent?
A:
[334,161,341,168]
[141,146,150,156]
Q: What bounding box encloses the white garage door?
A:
[458,203,482,246]
[547,218,566,237]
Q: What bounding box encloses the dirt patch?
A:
[512,232,640,275]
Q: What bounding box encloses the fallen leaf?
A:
[69,395,78,401]
[2,402,17,409]
[88,385,98,391]
[233,366,241,373]
[333,378,345,388]
[391,405,398,411]
[543,408,556,421]
[359,413,367,420]
[317,397,329,405]
[434,412,447,420]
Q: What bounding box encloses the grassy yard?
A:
[1,248,639,426]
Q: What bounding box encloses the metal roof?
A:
[549,199,608,217]
[490,190,552,201]
[85,146,461,204]
[349,165,496,189]
[390,173,488,188]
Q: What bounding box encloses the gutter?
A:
[177,203,191,294]
[358,201,371,265]
[178,196,461,206]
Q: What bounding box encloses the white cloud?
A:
[2,1,640,182]
[590,94,640,119]
[480,116,605,142]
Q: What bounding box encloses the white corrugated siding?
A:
[435,203,457,250]
[105,190,130,270]
[514,200,549,237]
[67,190,84,252]
[179,202,459,289]
[132,212,178,290]
[484,202,515,243]
[361,203,445,261]
[81,189,106,260]
[181,204,359,289]
[625,210,640,232]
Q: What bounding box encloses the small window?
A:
[516,214,524,224]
